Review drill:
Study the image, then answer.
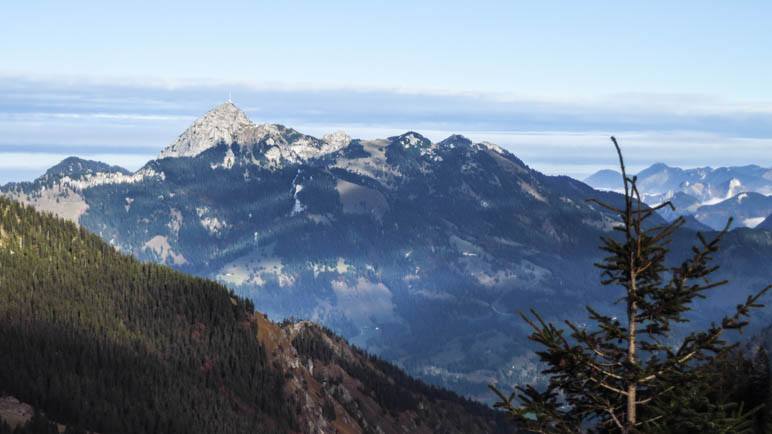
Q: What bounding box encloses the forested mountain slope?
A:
[0,198,510,434]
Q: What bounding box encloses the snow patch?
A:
[397,132,428,149]
[196,207,228,236]
[290,170,306,215]
[310,258,351,277]
[218,245,295,288]
[331,277,397,326]
[237,123,347,168]
[56,166,165,191]
[743,217,766,228]
[143,235,187,266]
[476,141,506,155]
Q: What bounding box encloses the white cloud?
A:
[0,75,770,183]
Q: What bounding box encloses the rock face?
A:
[694,192,772,230]
[4,102,772,401]
[160,101,254,158]
[0,395,35,430]
[266,318,512,434]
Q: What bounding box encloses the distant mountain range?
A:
[3,102,772,401]
[585,163,772,230]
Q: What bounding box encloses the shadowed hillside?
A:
[0,197,511,434]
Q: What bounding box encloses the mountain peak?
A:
[439,134,473,148]
[390,131,431,149]
[640,162,670,173]
[44,157,130,180]
[159,101,254,159]
[583,169,623,190]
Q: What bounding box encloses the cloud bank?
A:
[1,74,770,184]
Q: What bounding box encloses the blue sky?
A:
[2,1,772,182]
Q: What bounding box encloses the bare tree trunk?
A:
[626,274,637,433]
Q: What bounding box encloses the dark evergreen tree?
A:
[62,426,88,434]
[491,137,772,433]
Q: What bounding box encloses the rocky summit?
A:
[159,101,254,158]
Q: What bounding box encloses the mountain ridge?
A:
[3,102,771,401]
[584,162,772,229]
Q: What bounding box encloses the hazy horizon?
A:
[3,1,772,183]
